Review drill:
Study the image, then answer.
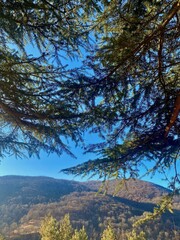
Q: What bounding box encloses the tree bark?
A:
[165,91,180,137]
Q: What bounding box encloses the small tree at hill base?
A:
[59,214,74,240]
[101,225,116,240]
[39,215,59,240]
[71,226,88,240]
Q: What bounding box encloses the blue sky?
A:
[0,147,92,181]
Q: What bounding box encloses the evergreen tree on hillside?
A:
[71,226,88,240]
[101,225,116,240]
[39,215,59,240]
[59,214,74,240]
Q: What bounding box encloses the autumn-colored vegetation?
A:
[0,176,179,239]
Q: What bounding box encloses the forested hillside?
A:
[0,176,179,239]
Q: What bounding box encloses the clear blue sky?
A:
[0,145,93,181]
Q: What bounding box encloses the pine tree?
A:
[101,225,116,240]
[71,226,88,240]
[59,214,74,240]
[0,1,179,191]
[62,1,180,191]
[39,215,59,240]
[0,0,97,158]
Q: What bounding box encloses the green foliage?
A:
[133,194,174,227]
[0,0,95,158]
[39,215,59,240]
[101,225,116,240]
[0,0,92,56]
[0,0,179,192]
[39,214,88,240]
[38,212,179,240]
[72,226,88,240]
[126,229,146,240]
[62,0,180,192]
[0,234,5,240]
[59,214,74,240]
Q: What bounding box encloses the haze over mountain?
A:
[0,176,179,239]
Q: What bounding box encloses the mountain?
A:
[0,175,90,205]
[0,176,179,240]
[84,179,172,202]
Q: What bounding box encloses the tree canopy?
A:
[62,0,180,190]
[101,225,116,240]
[39,215,59,240]
[40,214,88,240]
[0,0,94,158]
[0,1,179,189]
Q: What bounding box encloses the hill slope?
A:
[0,176,179,240]
[0,175,90,204]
